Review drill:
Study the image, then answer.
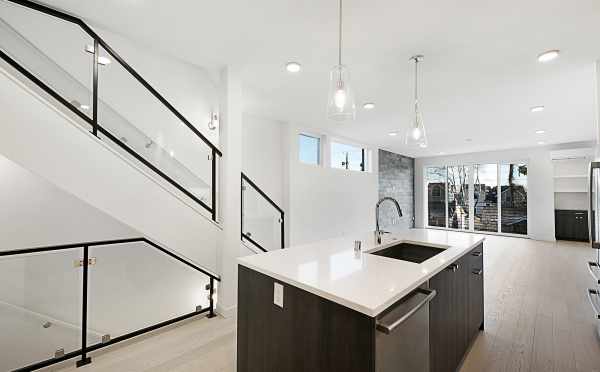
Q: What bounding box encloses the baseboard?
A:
[216,303,237,318]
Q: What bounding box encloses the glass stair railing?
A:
[0,0,221,221]
[0,237,219,371]
[241,173,285,252]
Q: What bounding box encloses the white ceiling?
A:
[44,0,600,157]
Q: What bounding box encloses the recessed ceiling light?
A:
[538,141,545,145]
[465,138,472,142]
[285,62,301,73]
[388,132,398,136]
[530,105,545,113]
[98,56,111,65]
[419,143,428,148]
[535,129,546,134]
[537,50,560,63]
[363,102,375,110]
[438,152,445,155]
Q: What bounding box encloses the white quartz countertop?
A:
[237,228,485,317]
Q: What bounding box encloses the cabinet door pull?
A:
[471,251,482,257]
[586,288,600,320]
[472,269,483,275]
[445,263,459,272]
[375,288,437,334]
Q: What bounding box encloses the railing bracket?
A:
[76,357,92,368]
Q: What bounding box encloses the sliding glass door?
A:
[426,167,447,227]
[447,165,470,230]
[425,162,527,236]
[474,164,498,232]
[500,164,528,234]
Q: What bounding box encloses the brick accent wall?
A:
[378,149,415,232]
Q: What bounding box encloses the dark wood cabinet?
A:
[429,243,484,372]
[468,247,484,340]
[429,264,457,372]
[237,265,375,372]
[555,209,589,241]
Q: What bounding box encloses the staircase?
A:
[0,0,223,370]
[0,0,222,270]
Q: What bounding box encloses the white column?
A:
[216,66,243,317]
[595,61,600,160]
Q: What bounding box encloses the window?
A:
[425,162,527,236]
[330,141,366,171]
[474,164,498,232]
[500,163,527,235]
[426,167,446,227]
[298,134,320,165]
[447,165,470,230]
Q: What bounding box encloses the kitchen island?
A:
[237,229,485,372]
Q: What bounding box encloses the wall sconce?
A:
[208,112,219,130]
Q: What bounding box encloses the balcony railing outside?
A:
[241,173,285,252]
[0,238,219,371]
[0,0,221,221]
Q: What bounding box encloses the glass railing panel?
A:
[0,248,95,371]
[0,0,94,121]
[95,45,214,210]
[87,241,210,343]
[242,179,283,252]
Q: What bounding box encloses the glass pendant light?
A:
[327,0,356,121]
[405,55,428,147]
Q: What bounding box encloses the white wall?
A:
[595,61,600,159]
[241,119,379,248]
[0,155,136,250]
[415,147,556,241]
[285,124,379,246]
[242,114,284,205]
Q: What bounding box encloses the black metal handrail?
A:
[241,172,285,252]
[0,0,221,221]
[1,237,219,371]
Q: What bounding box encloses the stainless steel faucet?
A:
[375,197,403,244]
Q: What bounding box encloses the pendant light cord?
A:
[338,0,343,66]
[414,57,418,103]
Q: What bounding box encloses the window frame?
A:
[297,133,322,166]
[329,139,369,172]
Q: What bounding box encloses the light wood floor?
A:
[47,235,600,372]
[461,235,600,372]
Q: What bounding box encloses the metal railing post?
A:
[208,277,216,318]
[76,245,92,367]
[91,39,98,137]
[211,148,217,222]
[280,212,285,249]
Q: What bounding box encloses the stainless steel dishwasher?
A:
[375,287,437,372]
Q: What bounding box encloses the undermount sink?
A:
[370,242,446,264]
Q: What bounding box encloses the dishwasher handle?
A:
[375,288,437,335]
[588,261,600,285]
[587,288,600,320]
